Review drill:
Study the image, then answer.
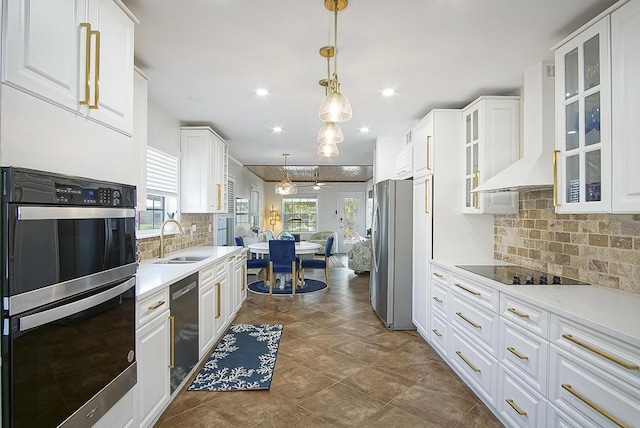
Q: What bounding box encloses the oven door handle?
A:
[17,206,135,221]
[17,277,135,332]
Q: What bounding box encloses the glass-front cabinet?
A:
[554,16,611,213]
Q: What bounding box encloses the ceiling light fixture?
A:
[318,0,351,123]
[256,88,269,96]
[275,154,297,195]
[317,121,343,144]
[382,88,395,97]
[316,142,339,158]
[273,126,282,133]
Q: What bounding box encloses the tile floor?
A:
[155,255,504,427]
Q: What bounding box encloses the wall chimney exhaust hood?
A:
[473,61,555,193]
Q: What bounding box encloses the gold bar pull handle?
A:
[242,266,246,291]
[432,329,442,337]
[454,282,481,296]
[456,351,481,373]
[433,272,444,278]
[562,334,639,370]
[215,282,221,318]
[456,312,482,329]
[432,296,443,304]
[561,384,628,428]
[506,399,528,417]
[426,135,432,170]
[79,23,92,106]
[507,307,530,319]
[553,150,560,207]
[424,178,429,214]
[217,184,222,210]
[507,346,529,360]
[168,315,175,368]
[148,300,165,310]
[89,29,100,109]
[473,170,480,209]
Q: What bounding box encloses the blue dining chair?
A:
[300,235,333,289]
[268,240,299,295]
[235,236,269,283]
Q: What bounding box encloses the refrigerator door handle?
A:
[372,203,381,273]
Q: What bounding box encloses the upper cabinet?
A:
[180,127,229,214]
[554,0,640,214]
[462,96,520,214]
[412,115,433,179]
[2,0,136,136]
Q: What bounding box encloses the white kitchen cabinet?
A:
[133,68,148,211]
[412,115,433,178]
[611,0,640,213]
[180,127,229,213]
[554,17,611,213]
[232,252,247,313]
[394,144,413,179]
[462,96,519,214]
[94,388,135,428]
[2,0,136,135]
[199,264,216,358]
[412,177,431,340]
[214,274,230,338]
[135,288,171,428]
[497,365,547,428]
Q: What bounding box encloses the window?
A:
[250,186,260,229]
[216,179,235,246]
[282,197,318,232]
[137,147,178,233]
[236,198,250,226]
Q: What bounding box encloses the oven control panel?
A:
[55,185,123,206]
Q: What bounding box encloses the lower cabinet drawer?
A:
[497,365,547,428]
[549,345,640,428]
[546,402,602,428]
[136,287,170,328]
[430,310,448,357]
[451,294,498,355]
[498,317,548,396]
[450,326,498,405]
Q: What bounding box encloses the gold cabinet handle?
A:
[217,184,222,210]
[426,135,432,170]
[456,312,482,329]
[424,178,430,214]
[473,170,480,209]
[148,300,165,310]
[242,266,246,291]
[79,23,92,106]
[432,296,443,304]
[456,350,481,373]
[215,282,221,318]
[90,29,100,109]
[507,346,529,360]
[507,307,530,319]
[433,272,444,278]
[561,384,628,428]
[168,315,175,368]
[506,399,528,417]
[432,329,442,337]
[454,282,481,296]
[562,334,639,370]
[553,150,560,207]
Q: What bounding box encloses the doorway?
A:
[338,192,366,253]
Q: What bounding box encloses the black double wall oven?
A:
[1,167,137,428]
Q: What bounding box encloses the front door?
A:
[338,192,366,253]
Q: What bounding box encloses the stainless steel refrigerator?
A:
[370,179,414,330]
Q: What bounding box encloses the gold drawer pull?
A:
[507,307,530,319]
[561,384,628,428]
[432,296,443,303]
[506,399,527,417]
[432,329,442,337]
[215,282,221,318]
[562,334,639,371]
[507,347,529,360]
[454,283,481,296]
[148,300,165,310]
[456,351,481,373]
[456,312,481,329]
[433,272,444,278]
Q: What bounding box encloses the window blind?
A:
[147,147,178,195]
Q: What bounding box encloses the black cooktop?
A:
[456,265,589,285]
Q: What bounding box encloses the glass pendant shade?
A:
[275,172,297,195]
[316,142,339,158]
[316,122,344,144]
[318,90,352,123]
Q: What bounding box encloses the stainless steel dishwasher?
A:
[169,272,199,393]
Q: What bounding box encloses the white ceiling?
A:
[123,0,617,170]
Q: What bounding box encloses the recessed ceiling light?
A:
[273,127,282,133]
[360,127,370,133]
[256,88,269,96]
[382,88,395,97]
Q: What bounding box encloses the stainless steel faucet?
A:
[159,219,184,258]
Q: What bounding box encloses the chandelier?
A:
[317,0,350,158]
[274,154,297,195]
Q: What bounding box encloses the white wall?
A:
[147,101,181,155]
[228,155,265,237]
[374,136,403,183]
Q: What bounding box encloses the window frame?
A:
[281,195,318,233]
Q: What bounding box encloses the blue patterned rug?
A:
[247,278,327,295]
[187,324,283,391]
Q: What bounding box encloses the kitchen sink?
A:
[154,255,210,264]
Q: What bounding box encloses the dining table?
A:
[247,241,322,256]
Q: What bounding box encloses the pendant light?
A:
[317,121,344,145]
[318,0,351,123]
[316,142,339,158]
[275,154,297,195]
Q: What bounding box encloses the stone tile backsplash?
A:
[494,189,640,295]
[137,213,214,261]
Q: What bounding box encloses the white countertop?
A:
[136,246,243,299]
[432,259,640,348]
